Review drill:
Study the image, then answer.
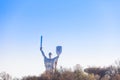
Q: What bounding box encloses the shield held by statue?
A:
[56,46,62,56]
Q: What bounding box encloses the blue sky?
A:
[0,0,120,78]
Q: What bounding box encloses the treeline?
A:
[1,60,120,80]
[22,65,95,80]
[22,64,120,80]
[22,60,120,80]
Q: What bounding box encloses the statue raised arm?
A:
[40,47,46,58]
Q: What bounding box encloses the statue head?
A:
[49,52,52,59]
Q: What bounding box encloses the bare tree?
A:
[0,72,12,80]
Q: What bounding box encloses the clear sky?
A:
[0,0,120,78]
